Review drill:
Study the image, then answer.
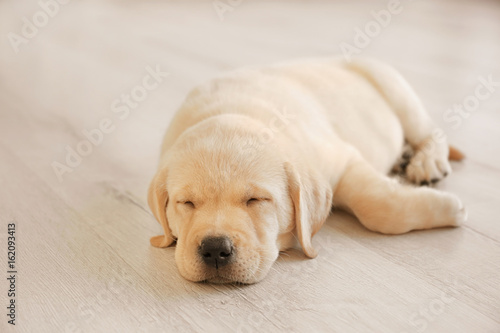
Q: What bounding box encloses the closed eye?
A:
[246,198,270,206]
[246,198,259,205]
[177,201,195,208]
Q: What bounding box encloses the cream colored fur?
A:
[148,57,466,283]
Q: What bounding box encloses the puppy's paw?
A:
[425,192,467,229]
[406,137,451,185]
[391,143,414,176]
[446,194,467,227]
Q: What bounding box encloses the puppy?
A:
[148,57,466,284]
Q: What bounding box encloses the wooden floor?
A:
[1,0,499,332]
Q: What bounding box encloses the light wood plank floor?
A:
[1,0,499,332]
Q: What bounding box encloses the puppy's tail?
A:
[449,146,465,161]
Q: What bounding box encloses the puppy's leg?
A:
[346,59,452,185]
[334,158,466,234]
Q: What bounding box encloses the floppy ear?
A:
[147,166,175,248]
[285,162,333,258]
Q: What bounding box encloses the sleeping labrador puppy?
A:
[148,57,466,284]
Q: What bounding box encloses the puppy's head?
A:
[148,115,332,283]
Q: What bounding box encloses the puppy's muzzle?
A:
[199,236,234,269]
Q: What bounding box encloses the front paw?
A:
[424,192,467,229]
[446,194,467,227]
[406,137,452,185]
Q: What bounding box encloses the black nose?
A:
[199,236,234,269]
